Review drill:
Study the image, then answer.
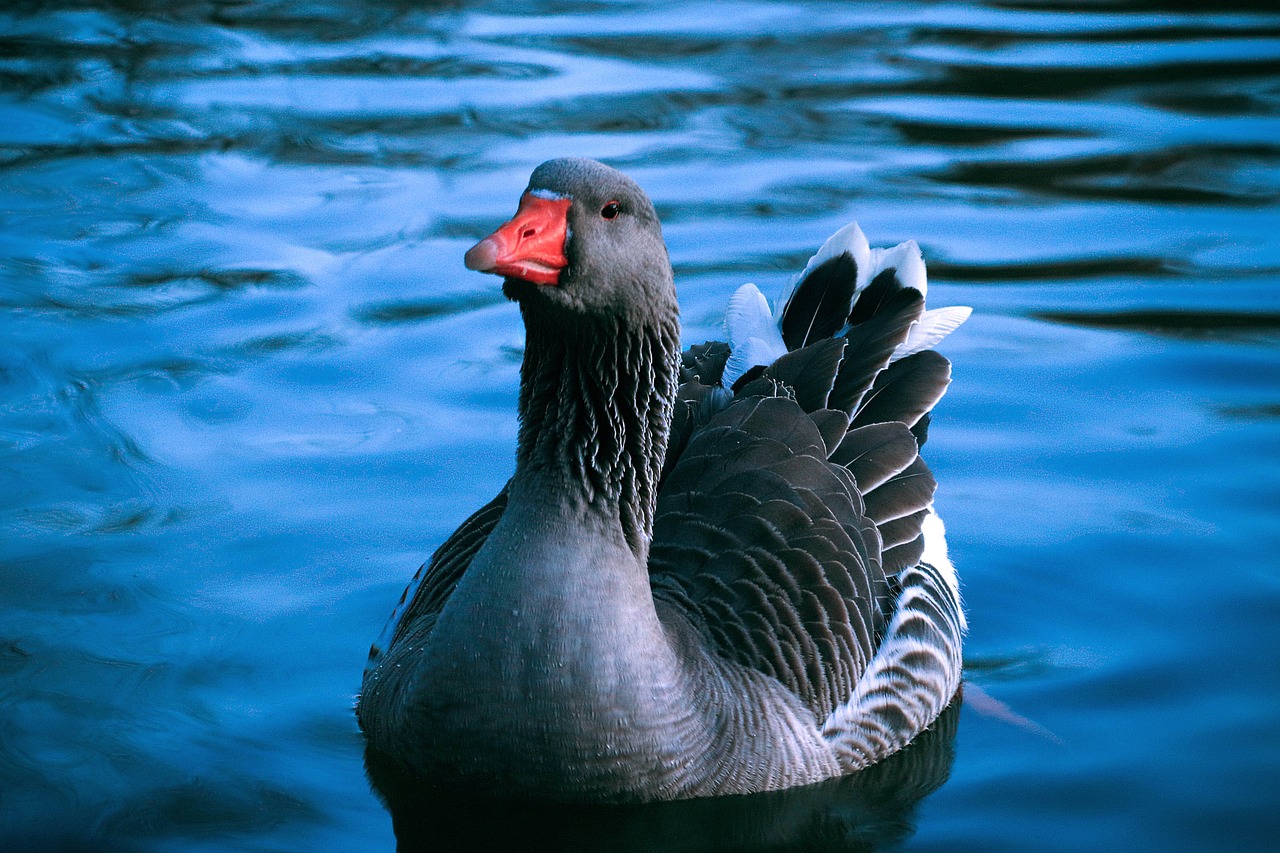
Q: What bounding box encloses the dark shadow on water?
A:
[1034,309,1280,340]
[930,144,1280,207]
[1218,403,1280,420]
[352,292,508,326]
[928,255,1184,283]
[364,698,960,853]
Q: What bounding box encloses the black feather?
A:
[681,341,731,385]
[831,422,919,491]
[649,393,884,721]
[846,266,904,327]
[730,364,767,394]
[882,534,926,576]
[852,350,951,430]
[809,408,851,457]
[735,374,794,401]
[877,508,930,551]
[828,288,924,414]
[862,457,936,526]
[911,412,931,449]
[780,254,859,350]
[763,338,847,412]
[663,379,734,483]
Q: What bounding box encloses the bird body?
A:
[358,158,968,803]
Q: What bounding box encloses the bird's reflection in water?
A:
[366,695,960,852]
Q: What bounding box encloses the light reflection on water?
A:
[2,1,1279,850]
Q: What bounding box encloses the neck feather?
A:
[515,300,680,554]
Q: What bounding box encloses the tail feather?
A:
[845,261,910,328]
[828,288,923,414]
[775,221,871,321]
[724,224,967,405]
[861,240,927,303]
[780,253,860,350]
[723,283,787,387]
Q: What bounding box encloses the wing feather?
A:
[363,486,508,680]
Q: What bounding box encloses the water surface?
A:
[2,1,1279,850]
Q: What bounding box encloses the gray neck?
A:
[514,299,681,556]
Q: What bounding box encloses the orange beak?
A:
[464,193,571,286]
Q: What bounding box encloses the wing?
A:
[651,223,967,733]
[650,391,883,720]
[363,485,509,681]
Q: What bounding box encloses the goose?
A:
[357,157,970,803]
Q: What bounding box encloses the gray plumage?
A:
[358,158,967,803]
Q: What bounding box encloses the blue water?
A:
[3,1,1279,850]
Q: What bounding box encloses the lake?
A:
[2,1,1278,850]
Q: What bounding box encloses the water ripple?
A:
[932,143,1280,206]
[2,0,1279,850]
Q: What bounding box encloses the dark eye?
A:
[600,201,621,220]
